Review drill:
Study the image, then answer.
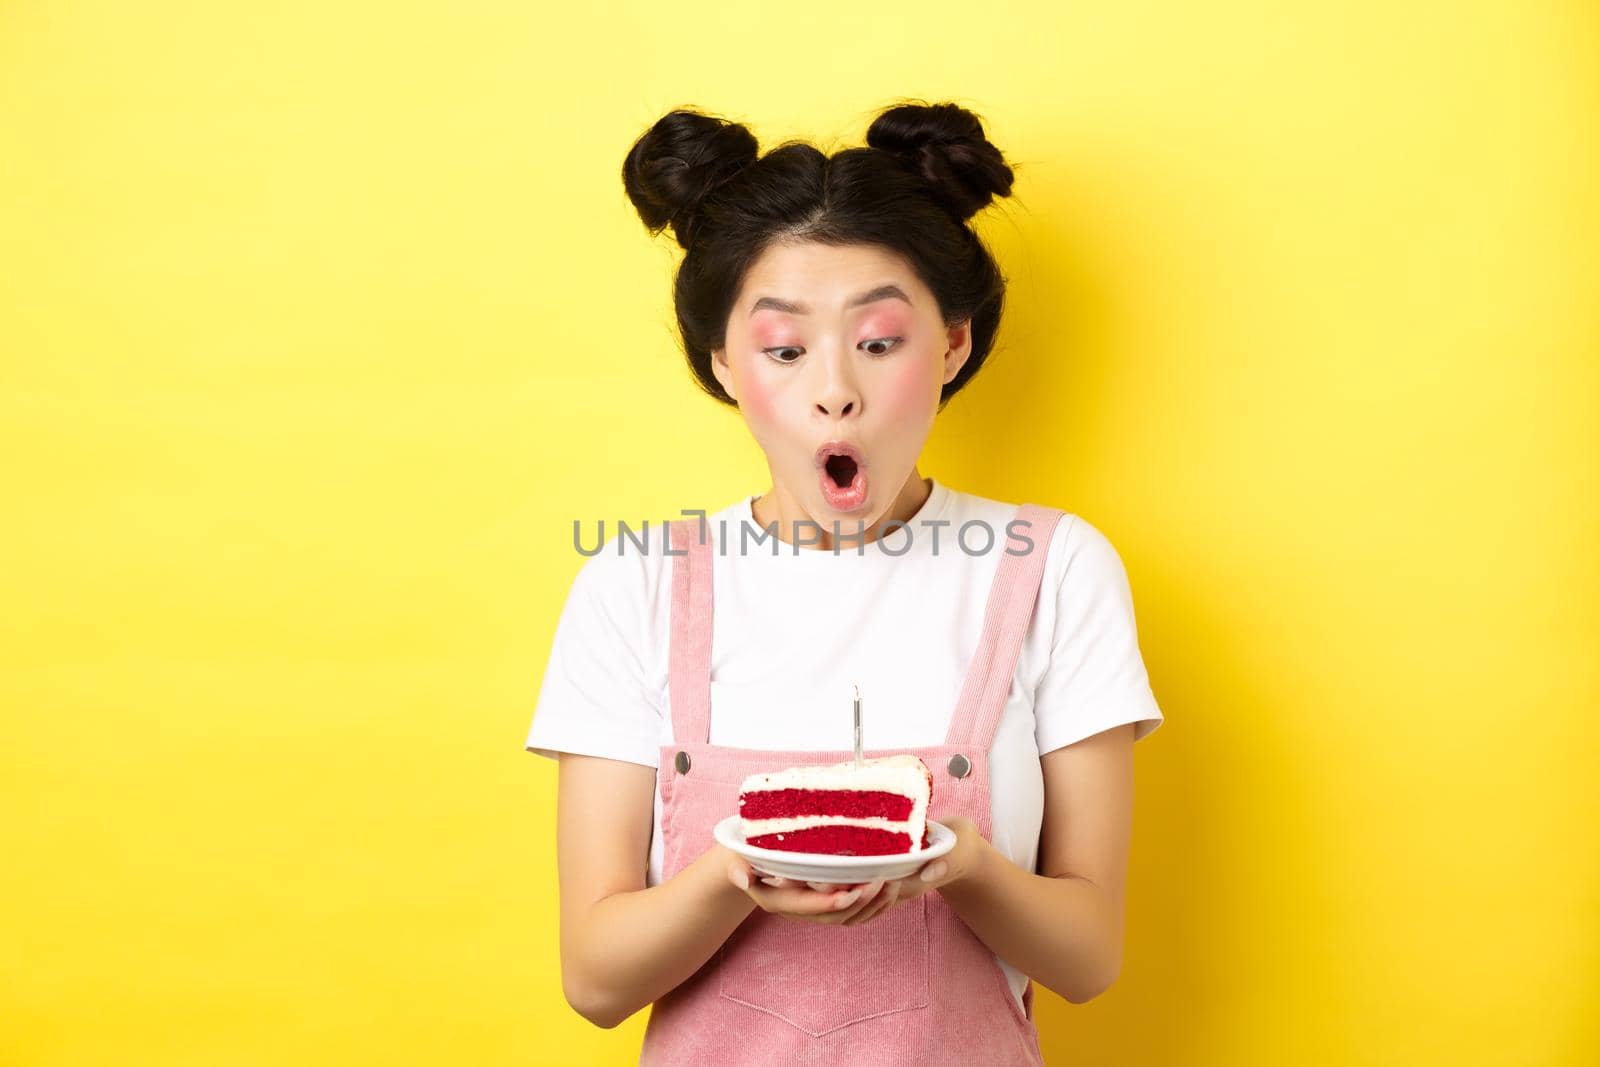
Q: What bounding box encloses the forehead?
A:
[736,241,928,308]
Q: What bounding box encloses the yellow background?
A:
[3,1,1596,1064]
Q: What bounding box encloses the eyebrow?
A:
[748,284,912,317]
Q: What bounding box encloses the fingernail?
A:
[835,889,862,909]
[920,861,947,883]
[732,868,749,890]
[759,876,783,887]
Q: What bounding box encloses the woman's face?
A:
[710,240,972,538]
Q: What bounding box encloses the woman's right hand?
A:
[726,860,885,925]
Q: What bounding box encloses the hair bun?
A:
[865,102,1014,221]
[622,109,759,249]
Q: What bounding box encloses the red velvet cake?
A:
[737,754,934,856]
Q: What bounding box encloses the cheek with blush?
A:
[878,350,943,421]
[740,374,774,420]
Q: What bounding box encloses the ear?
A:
[942,320,974,386]
[709,346,737,401]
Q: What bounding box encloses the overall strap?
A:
[944,504,1067,750]
[666,517,714,745]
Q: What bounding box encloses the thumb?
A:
[727,861,751,891]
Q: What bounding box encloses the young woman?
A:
[526,101,1165,1065]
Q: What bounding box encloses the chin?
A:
[817,491,873,518]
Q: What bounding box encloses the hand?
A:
[841,815,988,927]
[726,861,887,926]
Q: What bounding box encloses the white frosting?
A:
[737,754,932,851]
[742,815,913,835]
[739,753,930,794]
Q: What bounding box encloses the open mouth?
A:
[824,453,859,489]
[815,442,869,511]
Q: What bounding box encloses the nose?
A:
[812,347,862,420]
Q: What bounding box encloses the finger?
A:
[850,880,885,910]
[747,882,865,917]
[841,892,887,926]
[763,877,850,892]
[843,880,899,926]
[807,880,885,926]
[846,879,896,920]
[890,873,935,902]
[844,897,889,926]
[728,861,754,892]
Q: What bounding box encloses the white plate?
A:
[713,815,956,885]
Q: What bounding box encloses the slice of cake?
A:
[737,754,934,856]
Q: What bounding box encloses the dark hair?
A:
[621,101,1016,410]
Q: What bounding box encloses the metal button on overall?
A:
[674,750,691,774]
[948,754,971,778]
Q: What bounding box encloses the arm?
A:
[937,722,1135,1003]
[555,752,755,1028]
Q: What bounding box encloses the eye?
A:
[859,336,903,357]
[758,340,902,369]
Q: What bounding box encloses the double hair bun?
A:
[864,102,1015,222]
[622,101,1014,248]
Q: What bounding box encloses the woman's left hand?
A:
[839,815,986,927]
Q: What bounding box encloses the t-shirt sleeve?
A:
[1033,516,1165,754]
[523,546,664,769]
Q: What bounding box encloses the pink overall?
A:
[639,505,1065,1067]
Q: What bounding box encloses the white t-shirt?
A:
[525,477,1165,1011]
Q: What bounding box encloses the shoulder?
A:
[1027,508,1149,667]
[935,484,1092,572]
[942,485,1141,613]
[1050,513,1134,589]
[563,501,747,620]
[1023,509,1143,619]
[562,518,672,624]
